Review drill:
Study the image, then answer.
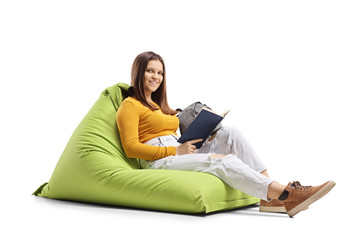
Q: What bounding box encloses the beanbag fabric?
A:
[34,83,259,214]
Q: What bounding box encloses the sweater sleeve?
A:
[116,100,177,161]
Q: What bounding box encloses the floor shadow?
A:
[33,196,206,217]
[33,196,288,218]
[232,207,289,218]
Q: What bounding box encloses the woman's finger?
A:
[187,139,203,144]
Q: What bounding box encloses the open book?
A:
[177,107,230,149]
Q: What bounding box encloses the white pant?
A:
[141,126,274,200]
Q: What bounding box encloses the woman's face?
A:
[143,60,164,97]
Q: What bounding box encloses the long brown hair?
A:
[129,51,178,115]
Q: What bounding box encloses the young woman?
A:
[116,51,335,217]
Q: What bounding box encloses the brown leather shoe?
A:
[283,181,336,217]
[259,199,286,213]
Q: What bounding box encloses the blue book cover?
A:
[178,108,229,149]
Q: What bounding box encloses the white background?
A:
[1,0,359,239]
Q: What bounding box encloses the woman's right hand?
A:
[176,139,203,155]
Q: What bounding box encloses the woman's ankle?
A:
[267,182,287,200]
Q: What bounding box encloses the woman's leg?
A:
[144,135,335,216]
[197,127,287,209]
[148,153,275,200]
[147,153,335,217]
[197,126,267,173]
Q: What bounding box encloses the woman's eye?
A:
[146,69,162,75]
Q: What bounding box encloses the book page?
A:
[202,107,221,117]
[222,110,230,117]
[202,107,230,117]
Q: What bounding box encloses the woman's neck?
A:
[145,93,154,104]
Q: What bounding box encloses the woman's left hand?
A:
[176,139,202,155]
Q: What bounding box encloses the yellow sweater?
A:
[116,97,179,160]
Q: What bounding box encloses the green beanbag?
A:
[33,83,259,214]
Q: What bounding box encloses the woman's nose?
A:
[152,73,160,79]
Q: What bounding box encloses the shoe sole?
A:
[259,206,286,213]
[259,205,308,213]
[287,181,336,217]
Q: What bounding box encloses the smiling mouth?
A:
[149,81,159,85]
